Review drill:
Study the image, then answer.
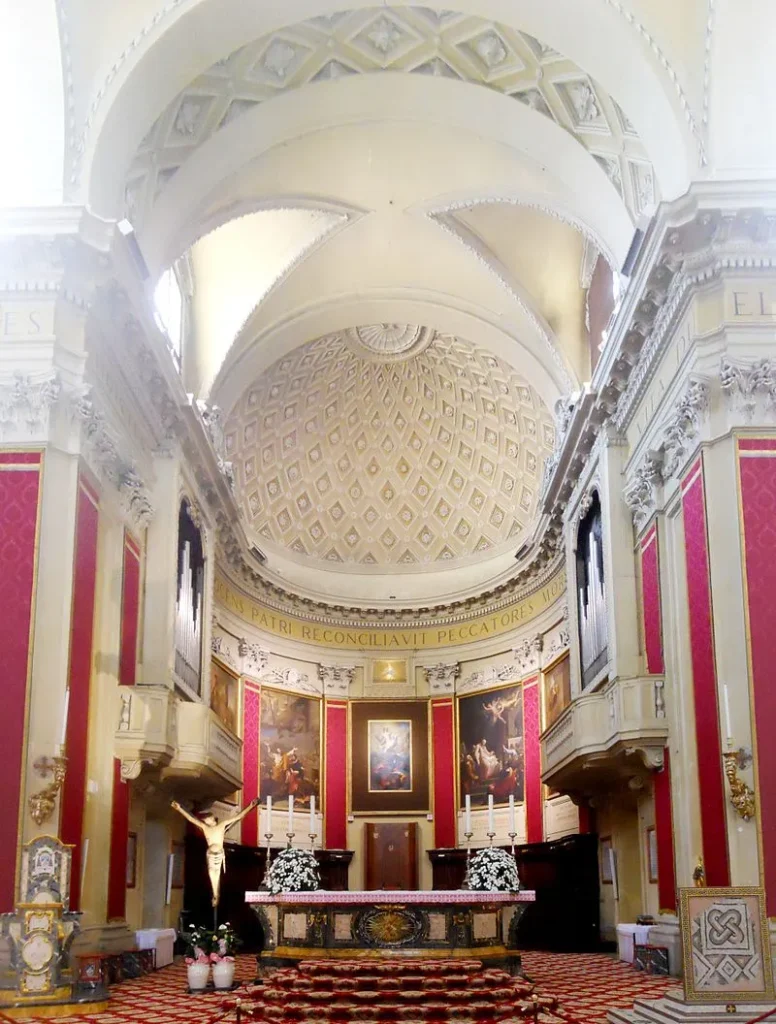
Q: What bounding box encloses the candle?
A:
[488,794,494,834]
[509,794,516,834]
[265,795,272,835]
[310,795,315,834]
[58,689,70,752]
[723,685,733,742]
[288,794,294,834]
[465,794,471,834]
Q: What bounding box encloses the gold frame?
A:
[679,886,774,1003]
[348,698,432,817]
[539,649,571,735]
[645,825,658,884]
[258,683,324,812]
[366,719,413,794]
[454,677,524,811]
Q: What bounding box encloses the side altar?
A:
[246,890,536,975]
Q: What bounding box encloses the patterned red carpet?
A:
[0,953,675,1024]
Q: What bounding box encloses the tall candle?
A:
[265,795,272,835]
[488,794,494,834]
[465,794,471,834]
[509,794,516,834]
[723,685,733,741]
[288,794,294,833]
[310,795,315,833]
[58,689,70,751]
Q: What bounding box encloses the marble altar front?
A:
[246,890,536,974]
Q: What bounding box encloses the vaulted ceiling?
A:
[54,0,701,609]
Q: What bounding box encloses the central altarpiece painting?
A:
[350,701,430,814]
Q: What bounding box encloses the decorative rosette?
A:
[266,847,321,895]
[463,847,521,893]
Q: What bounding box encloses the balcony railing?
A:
[541,675,668,796]
[115,687,242,798]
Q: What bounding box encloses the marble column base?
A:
[609,989,776,1024]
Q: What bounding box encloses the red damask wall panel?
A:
[681,458,730,887]
[431,699,456,848]
[60,473,100,911]
[118,532,141,687]
[523,678,543,844]
[0,451,43,911]
[640,525,665,675]
[324,701,348,849]
[241,683,261,847]
[738,437,776,913]
[653,748,677,912]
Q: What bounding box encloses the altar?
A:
[246,889,536,975]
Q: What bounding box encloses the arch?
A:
[79,0,694,220]
[138,74,634,275]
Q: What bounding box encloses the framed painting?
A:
[210,658,239,733]
[542,651,571,730]
[350,700,429,814]
[368,720,412,792]
[680,887,774,1003]
[170,841,185,889]
[457,682,524,808]
[646,826,658,884]
[126,832,137,889]
[259,687,321,811]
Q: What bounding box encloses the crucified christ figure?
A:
[171,798,260,907]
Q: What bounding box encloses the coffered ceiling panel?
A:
[224,328,555,573]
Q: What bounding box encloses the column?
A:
[680,456,730,887]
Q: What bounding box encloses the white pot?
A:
[212,960,235,990]
[187,962,210,991]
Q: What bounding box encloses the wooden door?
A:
[364,822,418,890]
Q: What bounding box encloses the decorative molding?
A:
[0,372,61,439]
[74,389,155,527]
[720,355,776,422]
[458,661,520,694]
[623,376,709,528]
[238,638,269,674]
[118,691,132,731]
[259,666,318,696]
[424,662,460,695]
[120,758,153,781]
[196,401,235,490]
[318,664,356,697]
[513,635,543,675]
[211,634,237,669]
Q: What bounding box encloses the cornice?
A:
[540,183,776,523]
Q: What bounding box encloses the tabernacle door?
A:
[364,822,418,890]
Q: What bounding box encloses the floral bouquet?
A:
[211,921,239,963]
[267,847,321,895]
[184,924,214,964]
[464,847,520,893]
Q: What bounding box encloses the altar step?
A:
[221,958,568,1023]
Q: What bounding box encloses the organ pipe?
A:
[577,494,608,687]
[175,501,204,694]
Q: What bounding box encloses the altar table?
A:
[246,890,536,975]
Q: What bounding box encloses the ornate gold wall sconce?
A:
[722,747,755,822]
[28,755,67,827]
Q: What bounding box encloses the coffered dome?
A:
[224,329,555,584]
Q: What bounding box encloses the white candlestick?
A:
[58,689,70,751]
[509,794,516,834]
[488,794,494,834]
[465,794,471,834]
[265,795,272,835]
[723,685,733,741]
[288,794,294,833]
[310,795,315,834]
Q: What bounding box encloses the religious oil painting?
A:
[210,659,238,733]
[458,682,524,807]
[259,687,321,810]
[368,720,413,793]
[543,652,571,730]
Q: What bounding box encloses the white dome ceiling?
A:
[224,327,555,584]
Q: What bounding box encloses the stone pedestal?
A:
[609,988,776,1024]
[647,920,681,977]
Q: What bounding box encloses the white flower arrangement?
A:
[464,847,521,893]
[267,847,321,895]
